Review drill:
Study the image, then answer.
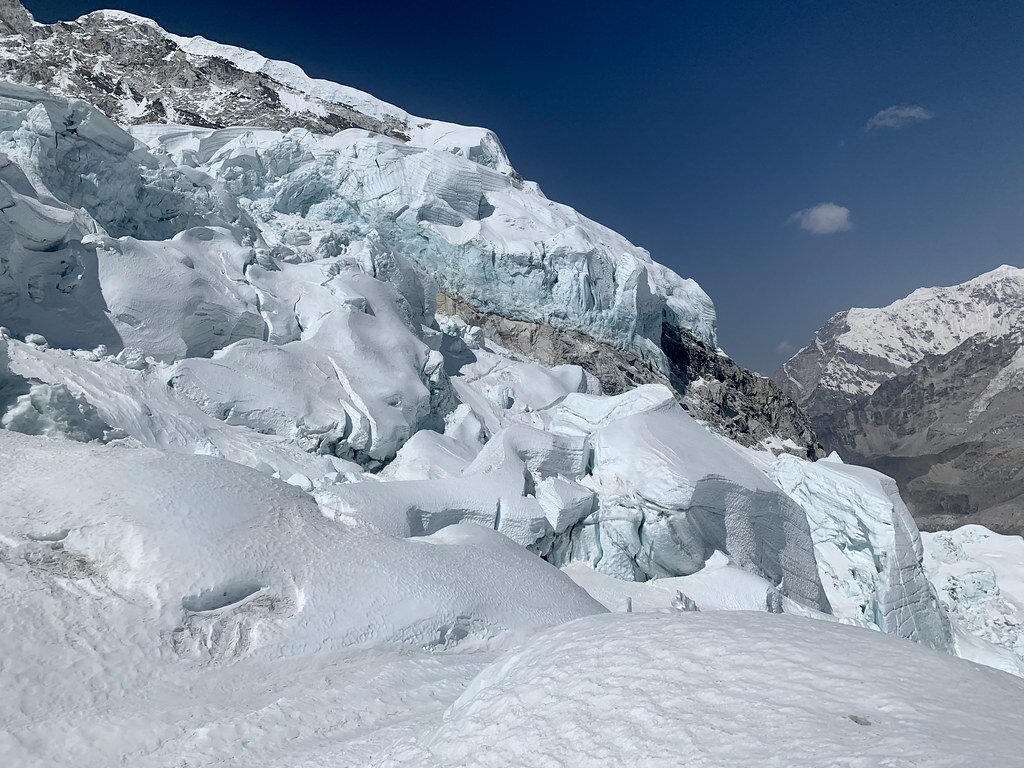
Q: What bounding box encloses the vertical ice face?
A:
[130,124,718,369]
[542,392,829,611]
[770,453,953,650]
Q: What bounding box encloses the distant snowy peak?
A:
[0,2,513,174]
[776,264,1024,536]
[841,264,1024,371]
[779,264,1024,404]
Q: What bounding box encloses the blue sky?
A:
[28,1,1024,372]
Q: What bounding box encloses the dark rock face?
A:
[441,293,822,456]
[660,323,822,458]
[0,0,32,36]
[812,334,1024,535]
[0,5,409,138]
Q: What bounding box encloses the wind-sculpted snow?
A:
[771,453,953,649]
[376,612,1024,768]
[0,428,604,765]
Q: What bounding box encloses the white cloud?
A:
[775,340,796,356]
[788,202,852,235]
[865,104,934,131]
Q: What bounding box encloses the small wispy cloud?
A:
[865,104,934,131]
[775,340,796,356]
[788,202,852,235]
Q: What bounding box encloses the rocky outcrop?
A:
[0,0,32,36]
[441,293,822,456]
[0,4,409,138]
[660,322,822,457]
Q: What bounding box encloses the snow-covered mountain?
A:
[776,265,1024,535]
[778,265,1024,406]
[2,2,1023,764]
[0,0,822,454]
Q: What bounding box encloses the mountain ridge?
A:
[777,265,1024,534]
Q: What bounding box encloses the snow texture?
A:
[376,612,1024,768]
[923,525,1024,676]
[0,428,603,766]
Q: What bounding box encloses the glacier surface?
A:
[1,6,1021,765]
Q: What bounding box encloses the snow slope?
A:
[0,428,603,767]
[376,612,1024,768]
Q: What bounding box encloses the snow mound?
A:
[0,429,602,650]
[1,427,605,765]
[376,612,1024,768]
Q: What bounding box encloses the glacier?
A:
[2,3,1023,765]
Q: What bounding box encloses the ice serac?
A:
[546,388,828,611]
[777,266,1024,534]
[0,82,255,353]
[771,453,952,649]
[323,372,830,613]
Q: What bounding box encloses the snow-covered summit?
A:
[778,264,1024,403]
[5,2,508,169]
